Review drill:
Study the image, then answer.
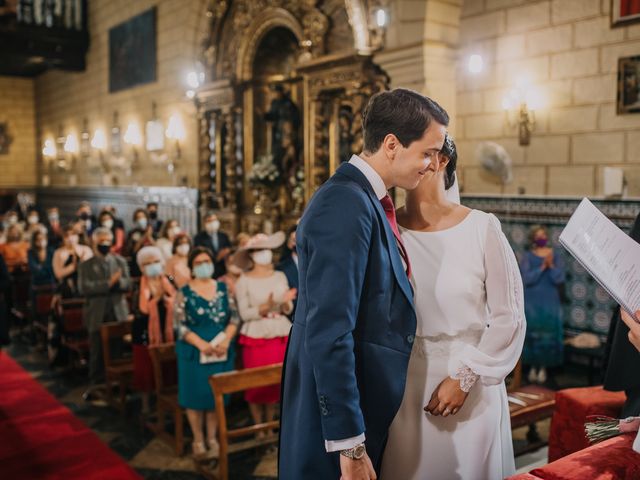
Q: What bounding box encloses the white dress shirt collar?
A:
[348,154,387,200]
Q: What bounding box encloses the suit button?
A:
[406,334,414,344]
[321,408,328,416]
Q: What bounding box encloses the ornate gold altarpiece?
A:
[194,0,389,235]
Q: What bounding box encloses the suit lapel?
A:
[336,163,415,308]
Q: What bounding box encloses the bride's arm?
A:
[450,214,526,388]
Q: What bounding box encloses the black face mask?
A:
[79,212,89,220]
[97,244,111,255]
[148,211,158,220]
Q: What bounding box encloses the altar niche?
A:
[195,0,389,235]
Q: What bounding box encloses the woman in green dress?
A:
[174,246,239,459]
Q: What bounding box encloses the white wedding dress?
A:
[380,207,526,480]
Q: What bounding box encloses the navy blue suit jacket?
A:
[278,162,416,479]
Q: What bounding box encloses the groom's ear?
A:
[382,133,400,160]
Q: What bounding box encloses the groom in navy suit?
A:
[279,89,449,479]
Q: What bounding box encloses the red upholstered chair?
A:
[508,434,640,480]
[548,386,626,461]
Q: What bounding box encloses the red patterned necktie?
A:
[380,194,411,278]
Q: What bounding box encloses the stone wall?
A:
[456,0,640,197]
[0,76,37,187]
[36,0,207,188]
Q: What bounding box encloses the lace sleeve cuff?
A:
[451,365,479,393]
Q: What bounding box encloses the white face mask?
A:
[102,219,114,229]
[67,234,79,246]
[169,226,181,238]
[37,240,48,249]
[28,216,39,225]
[251,249,273,266]
[176,243,190,256]
[205,220,220,233]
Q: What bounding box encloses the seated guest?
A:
[78,227,131,388]
[3,210,22,231]
[165,234,192,289]
[218,252,244,297]
[24,208,46,242]
[604,212,640,415]
[235,232,296,433]
[519,225,566,384]
[174,247,239,459]
[147,202,163,235]
[132,246,176,414]
[0,224,29,272]
[194,212,231,279]
[76,201,97,235]
[236,232,250,248]
[156,219,182,260]
[276,225,299,317]
[53,225,93,298]
[28,229,56,292]
[0,254,10,346]
[126,209,155,277]
[102,205,125,231]
[98,210,125,255]
[46,207,64,248]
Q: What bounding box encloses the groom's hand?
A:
[339,452,377,480]
[424,377,469,417]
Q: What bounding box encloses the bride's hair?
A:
[440,134,457,190]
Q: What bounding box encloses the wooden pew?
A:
[100,320,134,413]
[204,363,283,480]
[59,298,89,369]
[148,342,185,456]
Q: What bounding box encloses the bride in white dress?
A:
[380,136,526,480]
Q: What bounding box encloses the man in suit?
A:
[78,227,131,387]
[146,202,163,236]
[193,212,231,279]
[279,89,449,479]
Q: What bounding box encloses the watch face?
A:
[354,445,366,459]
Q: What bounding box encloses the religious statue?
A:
[264,84,301,179]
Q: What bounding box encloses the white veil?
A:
[444,172,461,205]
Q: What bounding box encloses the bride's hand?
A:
[424,377,469,417]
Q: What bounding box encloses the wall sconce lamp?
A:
[501,78,542,146]
[123,122,143,167]
[91,128,107,168]
[42,138,56,160]
[185,67,205,99]
[369,4,389,50]
[166,114,185,172]
[63,133,79,169]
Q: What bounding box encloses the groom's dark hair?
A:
[362,88,449,154]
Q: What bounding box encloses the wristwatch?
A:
[340,443,366,460]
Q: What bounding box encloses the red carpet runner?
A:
[0,351,141,479]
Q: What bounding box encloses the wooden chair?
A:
[507,359,556,455]
[59,298,89,368]
[100,320,134,413]
[205,363,283,480]
[148,342,185,456]
[32,284,56,340]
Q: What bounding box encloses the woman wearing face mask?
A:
[0,224,29,272]
[165,234,192,289]
[53,225,94,298]
[24,209,45,242]
[98,210,125,255]
[218,251,245,297]
[132,246,176,414]
[234,232,297,435]
[156,219,182,260]
[173,247,239,459]
[519,225,566,385]
[126,209,155,277]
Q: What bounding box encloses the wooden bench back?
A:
[148,342,178,394]
[60,299,85,333]
[100,320,133,369]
